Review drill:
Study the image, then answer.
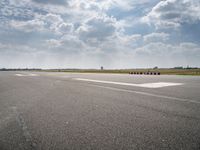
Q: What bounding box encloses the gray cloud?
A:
[0,0,34,21]
[32,0,68,5]
[78,15,116,43]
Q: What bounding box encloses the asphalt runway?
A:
[0,71,200,150]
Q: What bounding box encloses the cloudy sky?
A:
[0,0,200,69]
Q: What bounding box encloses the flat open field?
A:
[43,68,200,76]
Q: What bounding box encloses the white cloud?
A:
[98,0,155,11]
[9,13,74,34]
[143,0,200,29]
[57,23,73,33]
[134,42,200,67]
[143,32,169,43]
[77,15,117,42]
[9,19,44,32]
[46,39,62,48]
[146,42,200,56]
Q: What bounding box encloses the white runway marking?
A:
[29,74,38,76]
[138,82,183,88]
[89,84,200,105]
[15,74,27,76]
[74,78,183,88]
[15,73,39,77]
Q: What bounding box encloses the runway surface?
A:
[0,71,200,150]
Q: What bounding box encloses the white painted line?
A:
[29,74,39,76]
[138,82,183,88]
[74,78,183,88]
[88,84,200,105]
[15,73,39,77]
[15,74,26,76]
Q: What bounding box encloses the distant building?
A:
[101,66,104,70]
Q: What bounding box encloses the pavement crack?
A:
[11,106,37,149]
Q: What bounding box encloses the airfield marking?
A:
[138,82,183,88]
[88,84,200,105]
[74,78,183,88]
[15,74,27,76]
[15,74,39,77]
[29,74,39,76]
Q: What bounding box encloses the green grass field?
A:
[43,68,200,76]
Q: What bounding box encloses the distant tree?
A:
[1,68,7,71]
[174,66,183,69]
[153,66,158,69]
